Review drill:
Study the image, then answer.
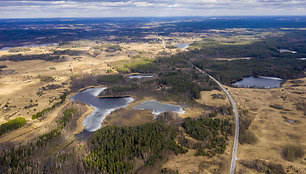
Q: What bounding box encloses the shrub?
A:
[57,108,77,127]
[115,59,159,73]
[239,130,257,145]
[104,44,121,52]
[240,160,285,174]
[0,117,26,136]
[39,75,55,83]
[239,116,257,144]
[53,49,83,56]
[8,47,31,53]
[282,145,304,161]
[96,74,124,84]
[0,54,61,62]
[32,93,67,119]
[296,102,306,115]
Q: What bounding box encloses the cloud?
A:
[0,0,305,18]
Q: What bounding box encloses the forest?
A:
[182,31,306,84]
[181,117,231,156]
[0,54,62,62]
[84,122,187,173]
[193,57,306,84]
[0,104,86,173]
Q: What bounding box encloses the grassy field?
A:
[228,78,306,174]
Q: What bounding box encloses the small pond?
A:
[128,74,154,79]
[232,76,283,89]
[133,100,184,117]
[173,43,189,49]
[279,49,297,54]
[70,87,134,132]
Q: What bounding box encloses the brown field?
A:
[227,78,306,174]
[163,148,232,174]
[196,90,231,108]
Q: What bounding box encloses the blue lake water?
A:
[133,100,184,118]
[70,87,134,132]
[232,76,283,89]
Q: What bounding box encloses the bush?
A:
[0,117,26,136]
[282,145,304,161]
[239,116,257,144]
[36,128,61,147]
[296,102,306,115]
[53,49,83,56]
[32,93,67,119]
[96,74,124,84]
[208,112,217,117]
[104,44,121,52]
[8,47,31,53]
[39,75,55,83]
[269,104,284,110]
[239,130,257,145]
[240,160,285,174]
[57,108,77,127]
[116,59,159,73]
[0,54,61,62]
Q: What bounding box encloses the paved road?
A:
[186,60,239,174]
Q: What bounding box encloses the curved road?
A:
[186,60,239,174]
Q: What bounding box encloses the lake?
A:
[279,49,297,54]
[128,74,154,79]
[133,100,184,118]
[173,43,189,49]
[232,76,283,89]
[70,87,134,132]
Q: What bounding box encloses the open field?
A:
[196,90,231,108]
[228,78,306,174]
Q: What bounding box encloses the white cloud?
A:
[0,0,305,18]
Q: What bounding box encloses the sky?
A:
[0,0,306,18]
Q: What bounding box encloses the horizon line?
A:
[1,15,306,20]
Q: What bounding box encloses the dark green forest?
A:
[182,31,306,84]
[181,117,231,156]
[0,54,62,62]
[84,122,187,173]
